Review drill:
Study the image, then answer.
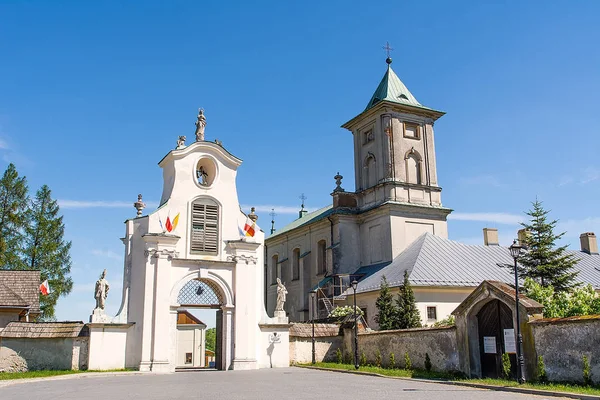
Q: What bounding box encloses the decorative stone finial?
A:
[383,41,394,65]
[333,172,344,192]
[194,108,206,141]
[176,135,186,149]
[248,207,258,222]
[134,194,146,217]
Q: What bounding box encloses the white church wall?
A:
[266,220,330,321]
[351,286,473,329]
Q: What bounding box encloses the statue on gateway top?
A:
[94,269,110,310]
[194,108,206,141]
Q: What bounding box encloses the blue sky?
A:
[1,1,599,323]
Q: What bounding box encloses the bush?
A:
[432,315,455,327]
[375,349,382,368]
[404,352,412,370]
[344,351,352,364]
[583,355,591,386]
[389,352,395,369]
[425,353,432,372]
[335,348,342,364]
[537,355,547,383]
[502,353,511,379]
[524,278,600,318]
[328,305,364,318]
[360,351,367,366]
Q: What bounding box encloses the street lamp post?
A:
[509,240,526,384]
[310,289,317,365]
[351,280,359,370]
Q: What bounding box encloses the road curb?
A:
[297,365,600,400]
[0,371,146,388]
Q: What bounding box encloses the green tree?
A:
[524,277,600,318]
[23,185,72,319]
[518,200,579,292]
[0,163,29,270]
[394,271,421,329]
[374,275,396,330]
[205,327,216,351]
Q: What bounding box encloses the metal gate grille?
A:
[177,279,224,306]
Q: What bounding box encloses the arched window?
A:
[292,248,300,281]
[405,153,422,185]
[317,240,327,275]
[190,198,219,254]
[364,154,377,188]
[271,255,279,285]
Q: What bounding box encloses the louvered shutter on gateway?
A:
[191,202,219,254]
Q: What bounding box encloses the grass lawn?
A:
[0,369,133,381]
[303,362,600,396]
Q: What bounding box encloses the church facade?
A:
[265,58,452,322]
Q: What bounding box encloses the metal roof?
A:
[0,270,41,313]
[364,64,443,114]
[267,205,333,240]
[356,233,600,293]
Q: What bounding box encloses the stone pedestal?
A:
[274,311,288,324]
[90,308,110,323]
[87,322,134,370]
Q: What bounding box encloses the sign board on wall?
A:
[483,336,497,354]
[503,329,516,354]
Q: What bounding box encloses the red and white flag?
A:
[40,280,50,296]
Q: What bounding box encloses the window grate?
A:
[178,279,224,306]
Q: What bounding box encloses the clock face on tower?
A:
[195,158,217,187]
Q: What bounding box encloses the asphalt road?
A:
[0,367,565,400]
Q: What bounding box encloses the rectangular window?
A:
[191,202,219,254]
[292,248,300,281]
[271,255,278,285]
[317,240,327,275]
[427,306,437,321]
[404,123,419,139]
[185,353,193,364]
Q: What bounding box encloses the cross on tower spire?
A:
[269,208,277,235]
[382,41,394,64]
[299,193,307,210]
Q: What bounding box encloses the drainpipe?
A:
[327,216,335,307]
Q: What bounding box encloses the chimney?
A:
[483,228,499,246]
[518,228,530,245]
[580,232,599,255]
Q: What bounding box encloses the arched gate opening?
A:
[175,278,226,371]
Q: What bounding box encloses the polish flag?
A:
[40,280,50,296]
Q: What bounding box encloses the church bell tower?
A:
[342,56,447,210]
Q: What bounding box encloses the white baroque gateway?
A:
[87,133,290,372]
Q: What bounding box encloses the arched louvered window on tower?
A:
[190,198,219,254]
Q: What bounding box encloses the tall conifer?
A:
[374,275,396,330]
[23,185,73,319]
[0,163,28,270]
[518,200,579,292]
[394,271,421,329]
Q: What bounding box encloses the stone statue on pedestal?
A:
[94,269,110,310]
[176,135,186,149]
[275,278,287,312]
[194,109,206,141]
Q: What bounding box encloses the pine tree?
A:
[0,163,29,270]
[518,200,579,292]
[374,275,396,330]
[394,271,421,329]
[23,185,73,320]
